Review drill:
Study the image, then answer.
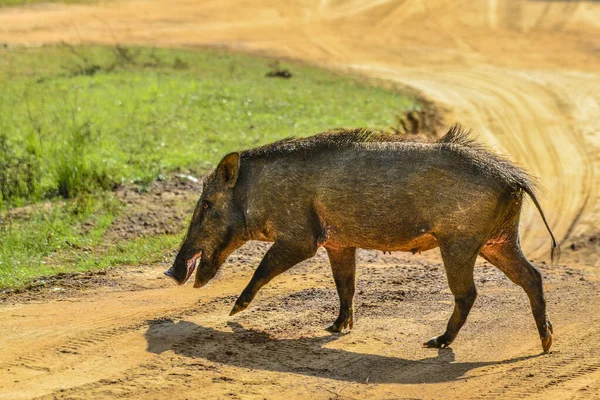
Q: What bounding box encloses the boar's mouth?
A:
[165,251,202,285]
[183,252,202,284]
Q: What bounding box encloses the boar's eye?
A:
[201,200,211,210]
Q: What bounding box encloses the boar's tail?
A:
[522,185,561,266]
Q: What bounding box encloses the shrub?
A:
[53,121,114,199]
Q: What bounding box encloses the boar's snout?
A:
[164,251,201,286]
[164,265,185,285]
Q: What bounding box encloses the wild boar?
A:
[165,125,559,352]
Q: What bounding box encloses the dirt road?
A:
[1,1,599,398]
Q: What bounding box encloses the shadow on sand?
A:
[144,319,540,384]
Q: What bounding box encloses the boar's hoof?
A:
[229,301,249,316]
[423,335,451,349]
[541,333,553,353]
[325,316,353,333]
[539,319,553,353]
[325,324,344,333]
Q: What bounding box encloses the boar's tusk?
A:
[182,253,202,284]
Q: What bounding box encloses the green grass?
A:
[0,0,94,7]
[1,194,120,287]
[0,44,421,288]
[73,234,181,272]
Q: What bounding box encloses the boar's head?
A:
[165,152,246,288]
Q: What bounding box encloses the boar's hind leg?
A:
[229,240,318,316]
[325,247,356,333]
[480,240,553,353]
[424,237,482,349]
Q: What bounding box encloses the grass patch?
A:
[0,194,119,287]
[0,45,420,205]
[0,44,422,288]
[0,0,95,7]
[74,234,180,273]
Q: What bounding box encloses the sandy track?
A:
[1,1,600,398]
[1,251,599,399]
[0,247,597,399]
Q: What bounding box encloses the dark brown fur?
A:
[166,124,558,352]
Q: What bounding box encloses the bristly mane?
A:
[240,127,426,159]
[439,124,480,146]
[436,124,537,194]
[240,124,536,193]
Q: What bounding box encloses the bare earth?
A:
[1,1,600,399]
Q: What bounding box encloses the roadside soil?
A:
[1,1,600,399]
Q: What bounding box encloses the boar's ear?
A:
[217,152,240,188]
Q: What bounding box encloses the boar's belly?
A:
[326,232,438,254]
[389,233,439,254]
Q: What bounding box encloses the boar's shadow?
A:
[144,318,540,384]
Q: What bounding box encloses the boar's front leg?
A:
[230,240,318,316]
[325,247,356,333]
